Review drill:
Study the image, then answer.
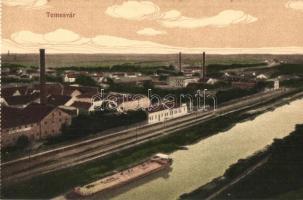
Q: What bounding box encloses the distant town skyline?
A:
[2,0,303,54]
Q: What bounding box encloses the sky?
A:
[2,0,303,54]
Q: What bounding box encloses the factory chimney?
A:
[202,52,206,82]
[178,52,182,72]
[39,49,47,104]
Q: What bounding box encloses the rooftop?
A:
[5,93,40,106]
[71,101,92,110]
[47,95,72,106]
[2,103,57,129]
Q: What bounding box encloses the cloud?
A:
[137,28,167,36]
[4,29,175,53]
[3,0,50,9]
[105,1,160,20]
[105,1,257,28]
[4,29,302,54]
[160,10,257,28]
[286,0,303,11]
[11,29,89,45]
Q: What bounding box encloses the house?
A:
[206,78,219,85]
[91,73,104,83]
[1,103,72,148]
[112,76,152,86]
[105,92,151,113]
[256,74,268,80]
[183,67,202,74]
[64,73,77,83]
[147,103,188,124]
[125,72,138,78]
[109,72,127,79]
[168,76,199,88]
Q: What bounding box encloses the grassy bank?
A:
[217,124,303,199]
[181,123,303,200]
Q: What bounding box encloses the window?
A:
[44,121,47,125]
[59,118,62,122]
[59,111,61,116]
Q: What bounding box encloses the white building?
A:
[64,73,77,83]
[105,92,151,113]
[168,76,199,88]
[148,103,188,124]
[256,74,268,80]
[207,78,219,85]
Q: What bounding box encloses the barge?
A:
[73,153,172,196]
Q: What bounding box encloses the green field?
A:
[3,53,303,68]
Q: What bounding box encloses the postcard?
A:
[1,1,303,199]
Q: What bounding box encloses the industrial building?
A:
[1,103,71,148]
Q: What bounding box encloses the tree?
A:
[75,75,97,86]
[16,135,30,149]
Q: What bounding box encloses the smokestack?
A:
[178,52,182,72]
[202,52,206,82]
[40,49,46,104]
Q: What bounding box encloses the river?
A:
[95,99,303,200]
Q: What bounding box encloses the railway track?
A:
[1,89,294,184]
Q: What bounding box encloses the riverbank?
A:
[180,115,303,200]
[181,123,303,200]
[2,90,303,199]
